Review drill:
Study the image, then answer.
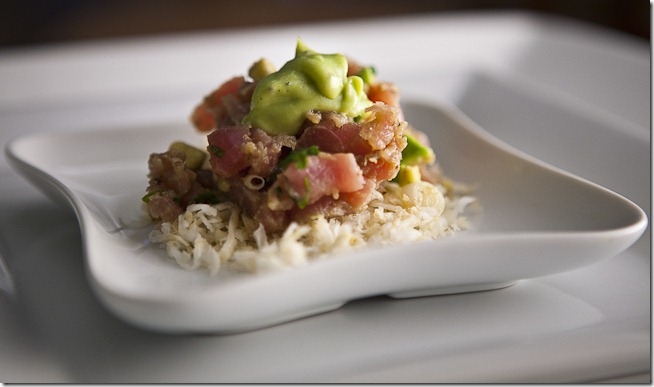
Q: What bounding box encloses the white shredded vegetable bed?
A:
[149,181,477,275]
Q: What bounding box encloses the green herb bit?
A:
[278,146,320,170]
[193,190,221,204]
[141,189,164,203]
[207,145,225,158]
[295,177,311,209]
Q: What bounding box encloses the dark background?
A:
[0,0,649,48]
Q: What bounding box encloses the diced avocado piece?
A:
[394,164,422,186]
[248,58,277,82]
[357,66,376,85]
[169,141,206,170]
[401,133,435,166]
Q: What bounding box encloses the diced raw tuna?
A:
[207,126,296,179]
[271,152,365,210]
[207,126,251,178]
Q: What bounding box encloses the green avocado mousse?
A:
[242,39,373,136]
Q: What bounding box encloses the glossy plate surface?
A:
[5,101,646,333]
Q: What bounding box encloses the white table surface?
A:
[0,11,650,383]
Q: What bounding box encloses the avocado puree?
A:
[243,39,373,136]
